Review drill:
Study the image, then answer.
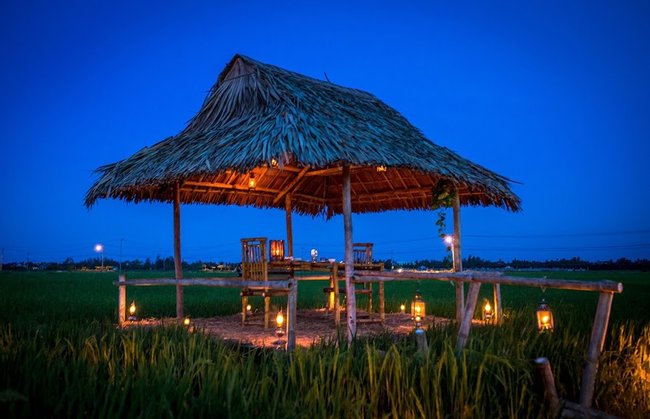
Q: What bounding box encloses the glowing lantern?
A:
[536,299,554,332]
[183,317,191,326]
[400,303,406,314]
[276,309,285,330]
[376,165,387,172]
[269,240,285,262]
[128,300,137,321]
[482,300,494,324]
[411,290,426,325]
[248,173,256,189]
[246,304,253,316]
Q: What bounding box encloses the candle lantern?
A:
[246,304,253,316]
[183,317,191,327]
[274,308,286,347]
[483,299,493,324]
[411,290,426,322]
[128,300,137,322]
[270,240,285,262]
[400,303,406,314]
[536,299,554,332]
[248,173,256,189]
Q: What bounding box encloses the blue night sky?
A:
[1,1,649,264]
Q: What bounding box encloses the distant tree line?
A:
[2,254,649,272]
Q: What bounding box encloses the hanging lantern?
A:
[269,240,285,262]
[536,299,554,332]
[411,290,426,321]
[483,299,493,324]
[128,300,137,321]
[248,173,256,189]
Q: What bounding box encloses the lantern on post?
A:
[269,240,285,262]
[483,299,493,324]
[411,290,426,327]
[536,299,554,332]
[128,300,137,322]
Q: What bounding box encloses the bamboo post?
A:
[579,292,615,408]
[285,194,293,257]
[333,264,341,326]
[241,294,248,325]
[379,282,385,323]
[264,295,271,329]
[455,280,464,324]
[457,281,481,354]
[287,279,297,351]
[173,183,184,319]
[415,328,429,356]
[342,164,357,342]
[118,274,126,325]
[452,194,464,324]
[493,283,502,324]
[534,357,561,416]
[452,194,462,272]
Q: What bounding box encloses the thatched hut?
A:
[85,54,520,341]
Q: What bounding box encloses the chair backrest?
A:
[353,243,373,265]
[241,237,268,281]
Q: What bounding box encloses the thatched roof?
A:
[85,54,521,217]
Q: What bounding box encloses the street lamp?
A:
[443,235,457,271]
[94,243,104,271]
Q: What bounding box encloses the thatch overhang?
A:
[85,54,521,216]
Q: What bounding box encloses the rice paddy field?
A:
[1,269,648,418]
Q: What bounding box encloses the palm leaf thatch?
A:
[85,54,521,217]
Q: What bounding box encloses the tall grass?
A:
[1,270,649,418]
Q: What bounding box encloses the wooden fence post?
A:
[493,283,502,324]
[534,357,561,416]
[455,280,465,324]
[118,274,126,325]
[333,264,340,327]
[287,279,297,351]
[457,281,481,354]
[415,328,429,356]
[579,292,614,408]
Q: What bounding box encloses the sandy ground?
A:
[130,309,454,348]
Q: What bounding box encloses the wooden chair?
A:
[240,237,290,328]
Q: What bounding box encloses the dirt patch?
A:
[131,309,454,348]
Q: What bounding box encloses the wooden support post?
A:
[457,281,481,354]
[455,280,464,324]
[342,164,357,342]
[579,292,615,408]
[118,274,126,325]
[333,264,341,326]
[452,194,462,272]
[452,194,464,324]
[264,295,271,329]
[287,279,297,351]
[173,183,183,320]
[534,357,561,417]
[379,282,385,324]
[493,283,502,324]
[241,294,248,325]
[415,328,429,356]
[285,194,293,258]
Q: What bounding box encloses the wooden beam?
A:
[579,292,615,408]
[173,183,183,319]
[183,180,280,195]
[342,164,357,342]
[285,194,293,257]
[352,271,623,293]
[114,278,293,290]
[272,166,310,204]
[457,281,481,354]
